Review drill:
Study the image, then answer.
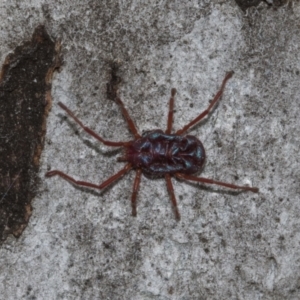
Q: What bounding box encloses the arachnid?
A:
[46,71,258,220]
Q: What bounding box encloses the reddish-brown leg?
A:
[165,174,180,220]
[131,169,142,216]
[58,102,131,147]
[45,163,132,190]
[176,71,234,135]
[175,173,259,193]
[166,88,177,134]
[115,97,141,139]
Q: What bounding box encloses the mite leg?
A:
[176,71,234,135]
[166,88,177,134]
[115,97,141,139]
[165,174,180,220]
[131,169,142,216]
[58,102,131,147]
[175,173,258,193]
[45,163,132,190]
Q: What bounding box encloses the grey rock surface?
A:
[0,1,299,299]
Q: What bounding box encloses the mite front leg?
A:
[166,88,177,134]
[115,97,141,139]
[58,102,131,147]
[176,71,234,135]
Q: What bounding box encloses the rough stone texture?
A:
[0,1,299,299]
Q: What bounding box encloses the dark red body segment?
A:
[126,130,205,175]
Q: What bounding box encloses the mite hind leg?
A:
[131,169,142,216]
[175,173,258,193]
[165,174,180,220]
[46,163,132,190]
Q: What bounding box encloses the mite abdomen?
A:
[126,130,205,175]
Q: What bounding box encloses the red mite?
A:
[46,71,258,220]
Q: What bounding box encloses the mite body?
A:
[125,129,205,175]
[46,71,258,220]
